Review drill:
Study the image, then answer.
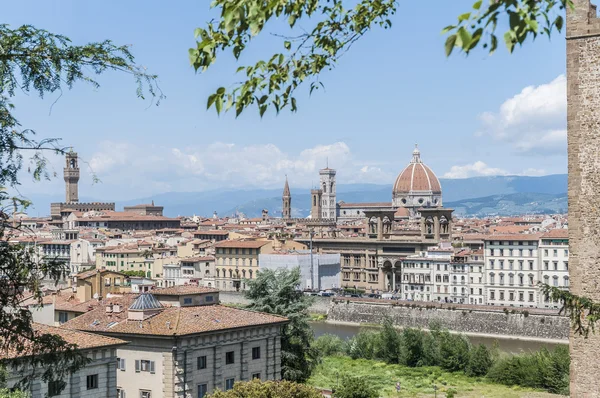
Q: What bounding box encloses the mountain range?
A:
[21,174,567,218]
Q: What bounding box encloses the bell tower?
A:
[64,150,80,204]
[282,176,292,219]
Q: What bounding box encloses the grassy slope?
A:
[308,356,562,398]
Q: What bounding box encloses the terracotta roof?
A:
[541,229,568,239]
[151,285,219,296]
[62,296,287,337]
[180,256,215,263]
[393,147,441,194]
[489,225,531,234]
[1,323,127,360]
[394,207,410,218]
[484,234,542,241]
[214,240,271,249]
[76,268,126,279]
[195,230,229,236]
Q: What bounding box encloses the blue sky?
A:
[6,0,567,201]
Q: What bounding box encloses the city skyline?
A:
[6,0,566,200]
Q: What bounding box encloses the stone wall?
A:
[219,292,331,314]
[328,300,570,341]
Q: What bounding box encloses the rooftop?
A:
[214,240,271,249]
[151,285,219,296]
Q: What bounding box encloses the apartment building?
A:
[214,240,274,291]
[63,290,287,398]
[539,229,569,308]
[484,234,541,307]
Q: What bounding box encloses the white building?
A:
[401,245,453,302]
[319,167,337,220]
[484,234,541,307]
[539,229,569,309]
[259,251,341,291]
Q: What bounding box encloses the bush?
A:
[207,379,322,398]
[400,328,425,367]
[487,345,569,394]
[446,388,457,398]
[466,344,492,377]
[345,331,378,360]
[438,331,471,372]
[313,334,344,357]
[333,375,379,398]
[375,317,401,364]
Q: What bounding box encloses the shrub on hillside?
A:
[333,375,379,398]
[466,344,492,377]
[313,334,345,357]
[206,379,322,398]
[345,331,378,360]
[376,317,401,364]
[438,331,471,372]
[400,328,425,367]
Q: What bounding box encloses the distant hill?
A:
[446,192,567,217]
[21,174,567,218]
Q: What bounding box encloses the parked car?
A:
[318,291,334,297]
[367,293,381,299]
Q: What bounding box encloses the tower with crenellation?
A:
[64,150,80,203]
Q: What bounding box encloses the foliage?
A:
[487,345,570,394]
[344,331,378,360]
[309,356,552,398]
[444,0,572,56]
[192,0,570,116]
[206,378,322,398]
[466,344,493,377]
[400,327,424,367]
[333,375,378,398]
[541,283,600,338]
[244,267,319,382]
[376,317,401,364]
[438,331,471,373]
[445,388,457,398]
[121,270,147,278]
[0,23,160,392]
[0,390,29,398]
[312,333,344,357]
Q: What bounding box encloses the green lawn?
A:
[308,356,563,398]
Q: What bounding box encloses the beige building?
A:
[63,290,287,398]
[4,323,126,398]
[73,268,130,302]
[214,240,275,291]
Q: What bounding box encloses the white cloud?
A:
[84,141,392,198]
[477,75,566,155]
[444,161,548,179]
[443,161,508,179]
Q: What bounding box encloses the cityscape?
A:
[1,1,597,398]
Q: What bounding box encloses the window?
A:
[553,262,558,271]
[564,249,569,257]
[252,373,261,380]
[117,388,126,398]
[197,355,207,370]
[252,346,261,360]
[206,296,214,302]
[87,374,99,390]
[499,291,504,300]
[225,351,235,365]
[519,292,524,302]
[509,292,514,301]
[184,298,193,305]
[489,290,495,300]
[225,378,235,391]
[117,357,126,371]
[140,391,152,398]
[136,360,155,373]
[529,261,534,271]
[529,293,534,302]
[58,311,69,324]
[48,380,66,396]
[198,384,208,398]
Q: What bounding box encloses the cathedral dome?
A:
[392,145,442,209]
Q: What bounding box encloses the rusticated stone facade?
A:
[567,1,600,396]
[327,300,569,341]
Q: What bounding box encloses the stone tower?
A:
[319,167,336,220]
[64,150,80,204]
[567,1,600,395]
[310,189,322,219]
[282,176,291,219]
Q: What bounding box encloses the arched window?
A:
[313,196,316,206]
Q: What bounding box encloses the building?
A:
[259,251,341,291]
[464,250,485,305]
[50,151,115,225]
[62,291,288,398]
[69,211,181,231]
[282,177,291,220]
[3,323,126,398]
[123,202,164,216]
[484,234,541,307]
[73,268,130,302]
[214,240,274,291]
[319,168,337,220]
[539,229,569,308]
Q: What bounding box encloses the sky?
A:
[5,0,567,202]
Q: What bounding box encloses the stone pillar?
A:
[391,266,396,291]
[567,1,600,396]
[213,345,223,391]
[377,217,383,240]
[241,341,249,381]
[163,351,175,397]
[434,215,440,241]
[273,335,282,379]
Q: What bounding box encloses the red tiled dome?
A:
[393,146,441,195]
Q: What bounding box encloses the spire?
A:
[283,175,291,197]
[411,143,422,164]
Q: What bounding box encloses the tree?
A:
[244,268,320,382]
[376,317,401,364]
[0,24,160,391]
[190,0,572,117]
[466,343,493,377]
[438,331,471,372]
[333,375,378,398]
[206,379,322,398]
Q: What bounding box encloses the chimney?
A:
[106,303,113,313]
[113,304,121,313]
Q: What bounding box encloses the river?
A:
[310,321,567,355]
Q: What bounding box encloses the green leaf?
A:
[236,66,245,73]
[291,97,297,112]
[555,15,564,32]
[457,27,472,50]
[288,14,297,27]
[441,25,456,34]
[473,0,482,10]
[217,87,225,95]
[207,94,217,110]
[458,12,471,22]
[215,96,223,115]
[284,41,291,50]
[445,34,457,57]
